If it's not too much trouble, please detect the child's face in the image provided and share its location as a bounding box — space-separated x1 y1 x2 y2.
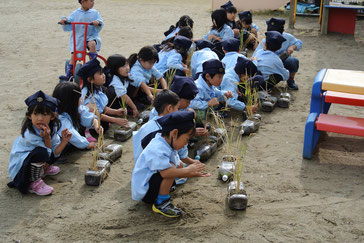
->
81 0 94 11
90 70 105 86
178 99 190 110
171 129 193 150
227 12 236 22
29 111 54 131
240 20 251 29
118 63 130 77
206 73 224 87
140 59 155 71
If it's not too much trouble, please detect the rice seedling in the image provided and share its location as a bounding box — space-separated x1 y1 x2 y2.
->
186 50 194 77
232 134 247 193
165 67 177 89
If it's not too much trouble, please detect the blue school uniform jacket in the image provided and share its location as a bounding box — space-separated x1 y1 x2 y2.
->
133 114 188 163
155 49 184 75
203 24 234 42
219 70 246 111
79 105 96 128
58 112 89 149
190 48 219 78
131 133 180 201
221 52 247 71
9 127 61 180
109 75 129 97
252 49 289 81
190 75 225 110
129 60 163 88
163 27 180 41
81 87 108 114
61 8 103 53
253 32 303 56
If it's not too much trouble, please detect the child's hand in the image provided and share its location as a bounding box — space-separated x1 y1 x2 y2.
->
59 18 67 25
92 119 103 134
115 118 129 127
92 20 100 26
195 127 208 136
87 142 97 149
224 91 234 98
286 46 295 55
39 124 51 138
208 97 219 107
147 94 154 104
116 108 127 117
61 128 72 142
132 108 139 118
186 162 211 177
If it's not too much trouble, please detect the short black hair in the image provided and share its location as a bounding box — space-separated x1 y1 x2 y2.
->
211 9 228 30
178 26 193 39
154 90 180 115
128 46 159 68
226 6 237 14
202 72 217 80
176 15 194 29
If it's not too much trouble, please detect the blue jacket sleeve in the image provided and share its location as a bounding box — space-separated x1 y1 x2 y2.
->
167 52 184 71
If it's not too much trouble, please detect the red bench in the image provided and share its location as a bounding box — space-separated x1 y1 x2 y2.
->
316 114 364 137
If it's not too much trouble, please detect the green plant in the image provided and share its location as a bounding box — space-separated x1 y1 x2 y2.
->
232 134 247 193
165 67 177 89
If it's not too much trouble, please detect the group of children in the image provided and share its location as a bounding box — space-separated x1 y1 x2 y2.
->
8 0 303 218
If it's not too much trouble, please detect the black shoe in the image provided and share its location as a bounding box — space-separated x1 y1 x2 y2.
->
287 79 299 90
152 199 182 217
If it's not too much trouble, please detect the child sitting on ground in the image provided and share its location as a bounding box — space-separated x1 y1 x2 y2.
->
163 15 194 42
190 40 219 79
77 59 128 131
52 82 103 150
105 54 139 118
221 38 247 71
252 31 289 91
237 11 259 50
190 59 233 125
155 36 192 77
128 46 167 108
8 91 72 196
59 0 103 81
220 1 240 37
133 90 180 162
131 111 210 217
219 56 263 112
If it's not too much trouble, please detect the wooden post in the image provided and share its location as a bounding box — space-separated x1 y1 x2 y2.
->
321 0 330 34
289 0 296 29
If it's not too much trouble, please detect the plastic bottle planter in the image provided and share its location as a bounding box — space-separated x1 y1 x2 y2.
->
218 155 236 182
137 110 150 125
114 121 138 142
85 160 111 186
227 181 248 210
195 137 218 162
98 144 123 163
240 114 261 135
278 92 291 108
258 91 278 112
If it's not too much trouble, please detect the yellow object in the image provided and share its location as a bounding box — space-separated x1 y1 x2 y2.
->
294 0 297 23
322 69 364 95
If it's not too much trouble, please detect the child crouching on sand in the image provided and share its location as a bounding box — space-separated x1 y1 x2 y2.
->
8 91 72 195
131 111 210 217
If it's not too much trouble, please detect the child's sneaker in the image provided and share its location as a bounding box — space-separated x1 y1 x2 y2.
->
28 178 54 196
85 129 97 142
43 165 60 177
152 199 182 218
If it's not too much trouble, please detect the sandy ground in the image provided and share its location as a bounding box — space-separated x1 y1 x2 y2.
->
1 0 364 242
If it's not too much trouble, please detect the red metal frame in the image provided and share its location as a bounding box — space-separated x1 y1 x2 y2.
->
69 22 107 87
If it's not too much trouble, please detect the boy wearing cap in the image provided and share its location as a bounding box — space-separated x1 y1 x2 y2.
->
252 31 289 90
221 38 247 71
59 0 103 81
131 111 210 217
155 35 193 77
219 56 263 112
237 11 259 50
190 40 219 79
190 59 233 124
254 18 302 90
